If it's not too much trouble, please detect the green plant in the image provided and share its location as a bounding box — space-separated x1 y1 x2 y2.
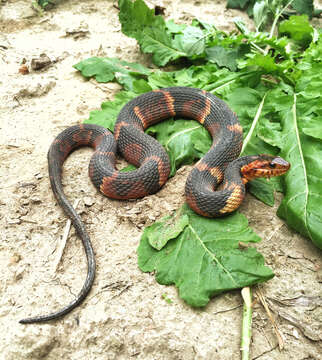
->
73 0 322 306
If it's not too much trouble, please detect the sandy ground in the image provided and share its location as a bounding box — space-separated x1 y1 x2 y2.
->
1 0 321 359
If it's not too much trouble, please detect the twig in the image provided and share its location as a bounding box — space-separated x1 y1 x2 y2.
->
256 288 285 350
52 199 80 273
213 304 242 315
269 0 295 40
20 217 38 224
241 287 253 360
265 222 284 242
252 344 279 360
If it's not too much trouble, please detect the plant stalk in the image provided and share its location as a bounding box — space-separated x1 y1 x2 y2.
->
240 287 253 360
265 0 295 55
270 0 295 38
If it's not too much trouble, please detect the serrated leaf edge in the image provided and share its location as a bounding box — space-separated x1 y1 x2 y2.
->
142 33 186 63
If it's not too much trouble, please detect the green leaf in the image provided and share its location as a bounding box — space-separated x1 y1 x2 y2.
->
145 213 189 250
240 53 282 73
173 26 206 56
206 46 241 71
147 71 177 89
140 28 186 66
146 119 212 176
226 88 282 205
118 0 186 66
253 0 269 30
279 15 314 48
302 119 322 140
73 57 151 91
118 0 160 39
276 92 322 249
291 0 314 19
247 178 275 206
226 0 253 11
166 20 187 34
138 204 274 307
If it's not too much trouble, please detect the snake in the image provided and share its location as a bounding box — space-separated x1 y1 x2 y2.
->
19 87 290 324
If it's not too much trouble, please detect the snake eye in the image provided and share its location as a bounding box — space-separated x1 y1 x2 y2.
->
269 163 276 168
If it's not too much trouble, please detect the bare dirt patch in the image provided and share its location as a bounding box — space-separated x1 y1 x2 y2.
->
1 0 321 359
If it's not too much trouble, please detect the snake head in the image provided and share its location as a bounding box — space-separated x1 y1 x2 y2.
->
241 155 290 183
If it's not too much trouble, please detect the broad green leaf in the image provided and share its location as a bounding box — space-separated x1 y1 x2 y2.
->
292 0 314 18
302 119 322 140
227 0 315 22
146 119 212 176
147 71 177 89
138 204 274 307
226 0 252 11
73 57 151 89
140 27 186 66
206 46 241 71
145 213 189 250
275 55 322 249
279 15 313 48
173 26 206 56
245 178 274 206
118 0 161 39
253 0 268 30
166 20 187 34
226 87 282 205
277 92 322 249
239 53 285 74
118 0 186 66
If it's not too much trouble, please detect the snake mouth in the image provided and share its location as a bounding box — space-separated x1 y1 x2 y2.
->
259 167 290 178
241 156 290 182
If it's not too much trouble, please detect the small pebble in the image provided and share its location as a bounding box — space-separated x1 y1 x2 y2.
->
31 53 52 71
30 196 42 204
83 196 95 207
10 254 21 265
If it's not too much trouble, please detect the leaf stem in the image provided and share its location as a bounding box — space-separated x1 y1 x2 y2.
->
264 0 295 55
240 287 252 360
241 91 268 154
268 0 295 41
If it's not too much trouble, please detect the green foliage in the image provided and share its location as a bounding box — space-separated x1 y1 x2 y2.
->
118 0 187 65
279 15 314 47
72 0 322 306
75 9 322 243
138 205 274 307
146 119 212 176
37 0 50 8
144 212 189 250
227 0 317 26
292 0 314 18
276 53 322 249
74 57 151 90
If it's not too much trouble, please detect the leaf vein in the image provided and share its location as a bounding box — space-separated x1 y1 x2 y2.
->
290 94 312 240
188 224 238 286
165 125 201 151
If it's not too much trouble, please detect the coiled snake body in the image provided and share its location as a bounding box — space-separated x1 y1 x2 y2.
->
20 87 289 324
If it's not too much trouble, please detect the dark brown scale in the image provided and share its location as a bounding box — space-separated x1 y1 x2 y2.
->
19 87 290 324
